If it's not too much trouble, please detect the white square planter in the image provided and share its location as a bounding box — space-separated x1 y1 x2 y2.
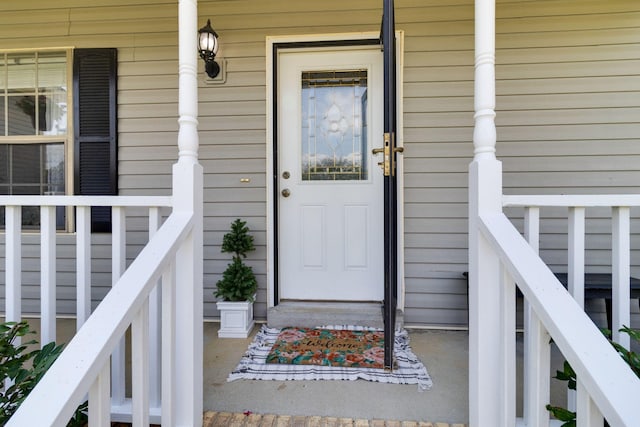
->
216 299 255 338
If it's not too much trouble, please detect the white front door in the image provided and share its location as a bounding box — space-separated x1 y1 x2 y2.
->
277 46 384 301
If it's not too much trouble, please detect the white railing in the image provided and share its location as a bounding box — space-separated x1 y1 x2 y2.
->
504 195 640 348
0 195 174 424
472 202 640 426
467 0 640 423
4 203 193 426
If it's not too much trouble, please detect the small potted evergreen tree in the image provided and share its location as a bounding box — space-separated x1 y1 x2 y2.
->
215 219 257 338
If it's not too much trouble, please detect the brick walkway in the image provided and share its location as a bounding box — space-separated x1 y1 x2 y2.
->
203 412 466 427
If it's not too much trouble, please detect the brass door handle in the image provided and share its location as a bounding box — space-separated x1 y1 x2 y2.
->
281 188 291 198
372 143 390 175
373 133 403 176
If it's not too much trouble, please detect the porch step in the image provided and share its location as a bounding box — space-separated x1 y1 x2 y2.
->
203 411 466 427
267 301 403 329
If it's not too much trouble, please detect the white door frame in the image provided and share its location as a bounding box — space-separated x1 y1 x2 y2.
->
265 32 405 310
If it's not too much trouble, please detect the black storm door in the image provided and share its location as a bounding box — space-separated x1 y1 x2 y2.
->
381 0 399 370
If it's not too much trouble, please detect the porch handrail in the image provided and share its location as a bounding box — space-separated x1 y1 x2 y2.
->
479 212 640 426
0 195 173 207
6 211 193 426
503 194 640 208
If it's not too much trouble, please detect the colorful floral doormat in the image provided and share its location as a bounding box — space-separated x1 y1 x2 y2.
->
266 327 390 369
227 325 432 391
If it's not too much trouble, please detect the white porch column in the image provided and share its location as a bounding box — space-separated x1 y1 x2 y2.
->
469 0 504 426
174 0 204 426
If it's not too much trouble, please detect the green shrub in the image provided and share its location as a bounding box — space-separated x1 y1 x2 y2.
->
0 321 87 426
546 326 640 427
215 219 257 302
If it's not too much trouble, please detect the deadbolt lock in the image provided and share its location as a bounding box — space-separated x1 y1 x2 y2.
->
282 171 290 179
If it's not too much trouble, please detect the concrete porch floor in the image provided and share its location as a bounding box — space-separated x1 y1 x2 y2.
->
20 318 568 425
203 322 567 425
204 323 470 425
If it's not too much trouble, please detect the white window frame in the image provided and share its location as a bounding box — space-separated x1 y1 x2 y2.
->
0 48 74 231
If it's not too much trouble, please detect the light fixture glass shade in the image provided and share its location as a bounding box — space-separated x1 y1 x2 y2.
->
199 31 218 55
198 19 219 57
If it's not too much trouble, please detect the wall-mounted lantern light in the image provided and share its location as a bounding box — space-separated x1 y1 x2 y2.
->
198 19 220 78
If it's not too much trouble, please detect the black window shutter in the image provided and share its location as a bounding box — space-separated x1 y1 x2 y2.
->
73 48 117 233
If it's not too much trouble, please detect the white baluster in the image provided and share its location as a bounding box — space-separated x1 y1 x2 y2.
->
111 206 127 406
524 206 540 253
500 266 516 427
148 207 162 412
5 206 22 329
161 262 176 427
568 207 585 307
132 302 150 427
576 380 603 427
76 206 92 330
567 206 585 413
40 205 57 345
522 206 550 426
89 364 111 427
524 311 551 426
611 206 630 348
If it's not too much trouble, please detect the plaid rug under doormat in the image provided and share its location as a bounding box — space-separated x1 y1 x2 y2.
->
227 325 433 391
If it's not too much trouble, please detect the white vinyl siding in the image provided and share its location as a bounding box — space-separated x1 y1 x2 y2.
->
499 2 640 328
0 0 638 327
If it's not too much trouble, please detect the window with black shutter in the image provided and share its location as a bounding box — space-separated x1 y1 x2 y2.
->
0 48 117 231
73 48 117 232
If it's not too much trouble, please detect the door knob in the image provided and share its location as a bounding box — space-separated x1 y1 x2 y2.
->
281 188 291 198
